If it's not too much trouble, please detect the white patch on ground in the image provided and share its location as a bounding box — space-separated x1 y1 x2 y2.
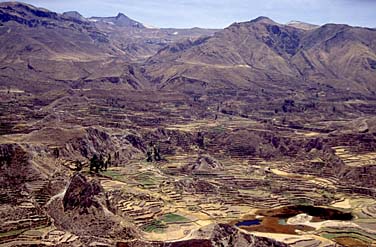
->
286 213 361 230
331 198 352 209
287 213 313 225
270 168 335 188
144 23 158 29
0 89 25 93
99 201 113 217
250 231 335 246
45 186 68 207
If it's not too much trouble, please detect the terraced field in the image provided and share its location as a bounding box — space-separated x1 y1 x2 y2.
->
1 88 376 246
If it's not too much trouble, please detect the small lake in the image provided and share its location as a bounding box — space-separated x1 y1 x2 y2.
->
235 219 261 227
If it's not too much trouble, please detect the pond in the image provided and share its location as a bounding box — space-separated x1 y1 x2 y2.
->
235 219 261 227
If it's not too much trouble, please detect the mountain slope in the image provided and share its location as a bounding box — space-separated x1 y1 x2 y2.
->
0 2 119 59
0 2 219 92
144 17 306 91
0 2 145 91
144 17 376 94
293 24 376 92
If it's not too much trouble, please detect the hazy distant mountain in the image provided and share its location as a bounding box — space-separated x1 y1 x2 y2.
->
287 21 319 30
89 13 145 28
87 14 218 61
144 17 303 91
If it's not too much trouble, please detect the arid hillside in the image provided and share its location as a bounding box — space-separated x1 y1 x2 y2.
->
1 2 375 96
145 17 376 94
0 2 217 92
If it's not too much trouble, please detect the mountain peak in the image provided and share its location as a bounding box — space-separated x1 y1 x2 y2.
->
89 13 145 28
63 11 82 16
228 16 278 29
62 11 86 22
251 16 277 24
116 13 127 19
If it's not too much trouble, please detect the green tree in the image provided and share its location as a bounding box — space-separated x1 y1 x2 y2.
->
75 160 83 171
153 144 161 161
104 153 111 171
90 154 100 173
146 143 153 162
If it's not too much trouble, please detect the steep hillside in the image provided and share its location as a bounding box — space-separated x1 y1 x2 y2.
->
0 2 219 92
0 2 124 60
0 2 146 92
293 24 376 92
144 17 376 94
93 22 218 62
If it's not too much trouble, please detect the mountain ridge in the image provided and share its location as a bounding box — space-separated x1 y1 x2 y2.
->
0 1 375 96
144 16 376 94
286 20 319 30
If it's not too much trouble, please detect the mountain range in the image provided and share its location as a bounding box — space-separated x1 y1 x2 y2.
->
145 16 376 94
0 1 375 96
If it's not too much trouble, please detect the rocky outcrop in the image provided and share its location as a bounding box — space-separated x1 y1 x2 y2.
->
182 154 223 174
47 173 139 240
191 223 288 247
339 165 376 188
64 127 113 159
0 143 42 188
0 144 52 240
37 126 144 165
62 173 103 213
